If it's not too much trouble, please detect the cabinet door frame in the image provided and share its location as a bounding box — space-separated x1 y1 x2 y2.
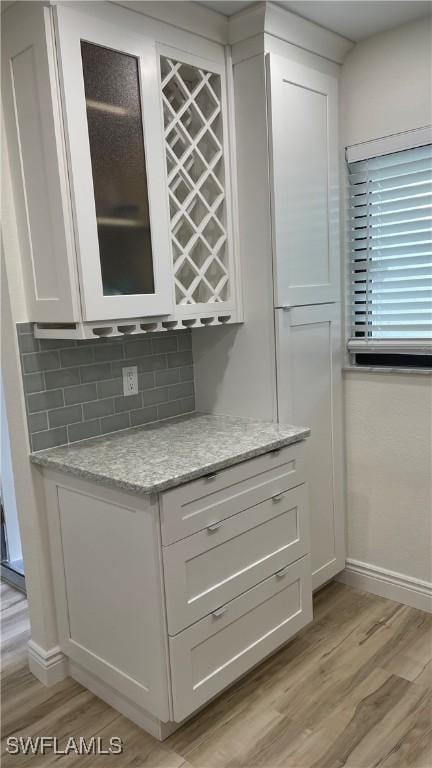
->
43 469 172 720
157 43 239 317
267 53 340 308
54 5 174 321
275 303 345 588
1 2 81 322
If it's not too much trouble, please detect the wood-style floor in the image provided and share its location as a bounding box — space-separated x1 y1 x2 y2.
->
1 580 431 767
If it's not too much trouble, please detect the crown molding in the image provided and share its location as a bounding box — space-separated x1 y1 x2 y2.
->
112 1 229 44
229 2 353 64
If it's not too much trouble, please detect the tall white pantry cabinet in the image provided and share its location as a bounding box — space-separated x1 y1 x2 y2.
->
193 6 348 590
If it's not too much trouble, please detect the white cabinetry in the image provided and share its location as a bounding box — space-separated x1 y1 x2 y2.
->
42 439 311 739
193 8 347 591
170 556 311 722
276 304 345 587
267 54 340 308
2 2 241 336
54 5 173 321
268 49 344 589
1 2 79 323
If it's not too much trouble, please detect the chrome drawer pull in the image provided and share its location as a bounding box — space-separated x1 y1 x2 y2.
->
272 493 284 503
212 606 227 618
206 521 222 533
276 566 290 578
205 471 219 481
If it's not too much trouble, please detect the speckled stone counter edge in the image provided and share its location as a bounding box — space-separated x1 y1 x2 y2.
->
30 428 309 495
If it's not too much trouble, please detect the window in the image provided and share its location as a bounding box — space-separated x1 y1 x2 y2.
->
347 141 432 363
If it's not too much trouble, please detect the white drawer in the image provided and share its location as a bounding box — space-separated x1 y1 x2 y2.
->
169 554 312 722
163 484 309 635
160 441 305 545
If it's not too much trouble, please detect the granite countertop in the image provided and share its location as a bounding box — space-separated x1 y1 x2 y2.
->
30 413 310 495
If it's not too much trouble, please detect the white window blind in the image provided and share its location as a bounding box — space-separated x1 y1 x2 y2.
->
348 144 432 347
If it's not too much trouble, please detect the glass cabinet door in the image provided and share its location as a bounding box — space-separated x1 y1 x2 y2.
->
54 6 173 320
81 41 155 298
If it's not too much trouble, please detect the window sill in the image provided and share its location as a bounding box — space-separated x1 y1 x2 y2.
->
347 340 432 355
343 365 432 376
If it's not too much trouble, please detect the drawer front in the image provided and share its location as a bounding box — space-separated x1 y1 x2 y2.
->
160 441 305 545
169 554 312 722
163 484 309 635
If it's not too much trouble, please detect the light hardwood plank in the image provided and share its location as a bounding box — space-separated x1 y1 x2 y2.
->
1 581 431 767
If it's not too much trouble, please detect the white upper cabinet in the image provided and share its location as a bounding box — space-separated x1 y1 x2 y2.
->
2 2 240 331
54 5 173 321
267 54 340 308
1 2 79 323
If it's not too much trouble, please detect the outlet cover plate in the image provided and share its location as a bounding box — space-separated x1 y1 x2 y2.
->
122 366 138 396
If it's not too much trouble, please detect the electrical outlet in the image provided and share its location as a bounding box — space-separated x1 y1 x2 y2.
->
122 366 138 396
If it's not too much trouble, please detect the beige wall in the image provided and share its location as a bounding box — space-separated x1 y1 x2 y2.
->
344 371 432 583
341 16 432 145
341 17 432 587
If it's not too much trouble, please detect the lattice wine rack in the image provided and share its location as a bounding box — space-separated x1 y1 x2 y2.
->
160 54 237 317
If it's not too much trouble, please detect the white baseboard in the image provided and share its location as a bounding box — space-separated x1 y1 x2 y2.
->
337 559 432 613
27 640 69 686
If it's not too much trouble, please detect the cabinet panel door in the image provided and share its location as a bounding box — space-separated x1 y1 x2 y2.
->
44 473 170 720
2 3 80 322
54 6 173 321
276 304 345 588
169 555 312 722
267 54 340 307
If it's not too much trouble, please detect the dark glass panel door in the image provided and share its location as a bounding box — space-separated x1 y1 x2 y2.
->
81 41 155 296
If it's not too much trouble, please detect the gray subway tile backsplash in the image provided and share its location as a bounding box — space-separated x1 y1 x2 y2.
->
28 412 49 433
17 333 40 353
48 404 83 428
18 324 195 450
155 368 180 387
64 382 98 405
100 412 130 434
169 381 195 400
167 350 193 368
143 387 169 406
27 389 64 414
96 378 124 399
138 372 156 390
44 367 81 390
60 346 94 368
177 333 192 351
22 371 45 394
180 365 194 382
114 393 142 413
151 335 177 354
83 398 115 420
80 362 112 383
68 419 101 443
93 344 125 363
32 427 68 452
124 338 152 358
157 397 194 421
22 350 60 373
130 405 158 427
